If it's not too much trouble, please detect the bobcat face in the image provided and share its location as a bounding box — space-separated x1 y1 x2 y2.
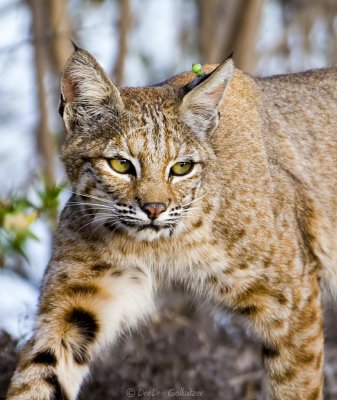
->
66 102 212 241
60 49 233 241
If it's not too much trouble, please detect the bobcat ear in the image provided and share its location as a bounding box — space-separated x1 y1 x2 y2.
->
180 58 234 138
61 48 124 111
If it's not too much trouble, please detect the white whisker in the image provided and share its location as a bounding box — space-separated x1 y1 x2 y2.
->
71 212 112 223
67 201 115 209
179 221 193 233
78 215 114 232
182 191 210 207
65 189 116 205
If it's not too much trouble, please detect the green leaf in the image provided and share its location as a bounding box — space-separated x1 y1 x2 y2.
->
0 179 66 268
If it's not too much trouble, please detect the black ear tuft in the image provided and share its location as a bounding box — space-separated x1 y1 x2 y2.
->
70 40 81 51
183 72 212 94
226 50 234 60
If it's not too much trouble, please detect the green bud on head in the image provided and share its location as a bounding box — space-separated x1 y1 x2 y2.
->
192 63 203 77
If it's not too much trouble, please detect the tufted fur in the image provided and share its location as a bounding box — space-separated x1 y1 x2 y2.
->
7 48 337 400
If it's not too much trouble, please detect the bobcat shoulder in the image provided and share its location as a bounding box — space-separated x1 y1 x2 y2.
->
7 48 337 400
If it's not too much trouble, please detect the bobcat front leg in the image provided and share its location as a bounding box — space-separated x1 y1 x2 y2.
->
7 259 155 400
256 275 324 400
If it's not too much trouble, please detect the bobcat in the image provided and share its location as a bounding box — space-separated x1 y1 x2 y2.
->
6 47 337 400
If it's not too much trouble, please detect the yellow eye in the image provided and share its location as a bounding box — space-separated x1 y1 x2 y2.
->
109 159 134 174
170 161 194 176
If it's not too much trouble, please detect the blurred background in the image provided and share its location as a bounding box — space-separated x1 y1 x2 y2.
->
1 0 337 399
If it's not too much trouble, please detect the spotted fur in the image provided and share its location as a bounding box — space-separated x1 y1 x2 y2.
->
7 48 337 400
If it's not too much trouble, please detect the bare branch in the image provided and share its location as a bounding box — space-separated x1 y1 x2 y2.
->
25 0 56 187
113 0 132 86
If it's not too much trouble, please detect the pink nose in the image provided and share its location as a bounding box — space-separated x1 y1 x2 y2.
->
142 202 167 219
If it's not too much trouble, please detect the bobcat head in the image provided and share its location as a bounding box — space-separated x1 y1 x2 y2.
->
60 48 234 241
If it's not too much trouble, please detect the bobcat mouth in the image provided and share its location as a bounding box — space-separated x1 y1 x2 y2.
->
103 218 176 233
136 222 175 232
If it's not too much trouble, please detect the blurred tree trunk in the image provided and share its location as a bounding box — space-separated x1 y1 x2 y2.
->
113 0 132 86
279 0 337 68
197 0 264 72
47 0 74 146
198 0 243 64
26 0 73 186
47 0 74 75
234 0 265 72
26 0 56 187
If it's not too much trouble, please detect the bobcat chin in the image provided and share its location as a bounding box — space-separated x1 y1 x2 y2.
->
7 47 337 400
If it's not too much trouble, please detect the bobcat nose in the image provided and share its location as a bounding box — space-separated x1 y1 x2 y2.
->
142 202 167 220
